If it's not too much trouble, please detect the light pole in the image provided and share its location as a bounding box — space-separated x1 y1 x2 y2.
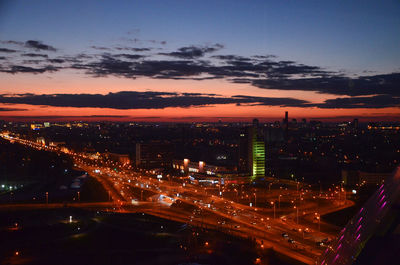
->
315 212 320 231
278 194 282 209
341 181 345 205
45 192 48 204
77 191 80 202
271 201 275 219
254 192 257 207
343 186 346 204
294 205 299 224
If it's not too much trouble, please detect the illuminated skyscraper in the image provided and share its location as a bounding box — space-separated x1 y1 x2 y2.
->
252 135 265 178
238 119 265 178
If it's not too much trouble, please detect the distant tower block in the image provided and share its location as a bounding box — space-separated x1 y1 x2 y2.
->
252 118 259 127
284 111 289 139
252 137 265 178
353 118 359 129
238 118 265 178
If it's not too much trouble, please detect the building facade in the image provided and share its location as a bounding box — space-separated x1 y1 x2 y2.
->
238 119 265 178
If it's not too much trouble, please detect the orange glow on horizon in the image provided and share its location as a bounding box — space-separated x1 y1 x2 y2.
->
1 102 399 122
0 73 398 122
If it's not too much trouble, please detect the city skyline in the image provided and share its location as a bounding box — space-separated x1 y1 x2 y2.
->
0 0 399 122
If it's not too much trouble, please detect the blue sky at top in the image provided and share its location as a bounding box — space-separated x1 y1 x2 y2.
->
0 0 399 74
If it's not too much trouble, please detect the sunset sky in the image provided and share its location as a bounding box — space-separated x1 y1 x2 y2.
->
0 0 399 122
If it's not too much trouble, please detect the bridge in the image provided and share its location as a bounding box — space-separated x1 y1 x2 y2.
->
318 165 400 265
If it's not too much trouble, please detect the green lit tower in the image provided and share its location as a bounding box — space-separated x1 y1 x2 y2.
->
252 136 265 178
239 119 265 179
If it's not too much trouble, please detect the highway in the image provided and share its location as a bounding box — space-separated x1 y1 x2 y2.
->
0 133 355 265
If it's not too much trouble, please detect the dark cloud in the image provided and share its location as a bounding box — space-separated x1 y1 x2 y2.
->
231 95 309 107
71 55 136 78
22 53 48 58
248 73 400 96
0 107 27 111
159 44 224 59
1 39 399 105
0 40 24 46
211 55 251 61
57 54 93 64
315 95 400 109
133 60 210 79
0 48 17 53
63 50 400 103
0 65 59 74
47 58 65 64
252 55 278 59
114 53 145 60
90 46 111 51
25 40 56 51
115 47 152 52
0 91 310 110
148 39 167 45
22 60 44 65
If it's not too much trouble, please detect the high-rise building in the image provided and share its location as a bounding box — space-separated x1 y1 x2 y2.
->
252 135 265 178
238 119 265 178
284 111 288 125
283 111 289 139
353 118 359 129
238 127 251 173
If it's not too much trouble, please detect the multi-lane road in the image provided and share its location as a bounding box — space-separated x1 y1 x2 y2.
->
0 133 355 265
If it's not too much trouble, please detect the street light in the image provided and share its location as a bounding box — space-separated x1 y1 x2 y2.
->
294 205 299 224
271 201 275 219
315 212 320 231
278 194 282 209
